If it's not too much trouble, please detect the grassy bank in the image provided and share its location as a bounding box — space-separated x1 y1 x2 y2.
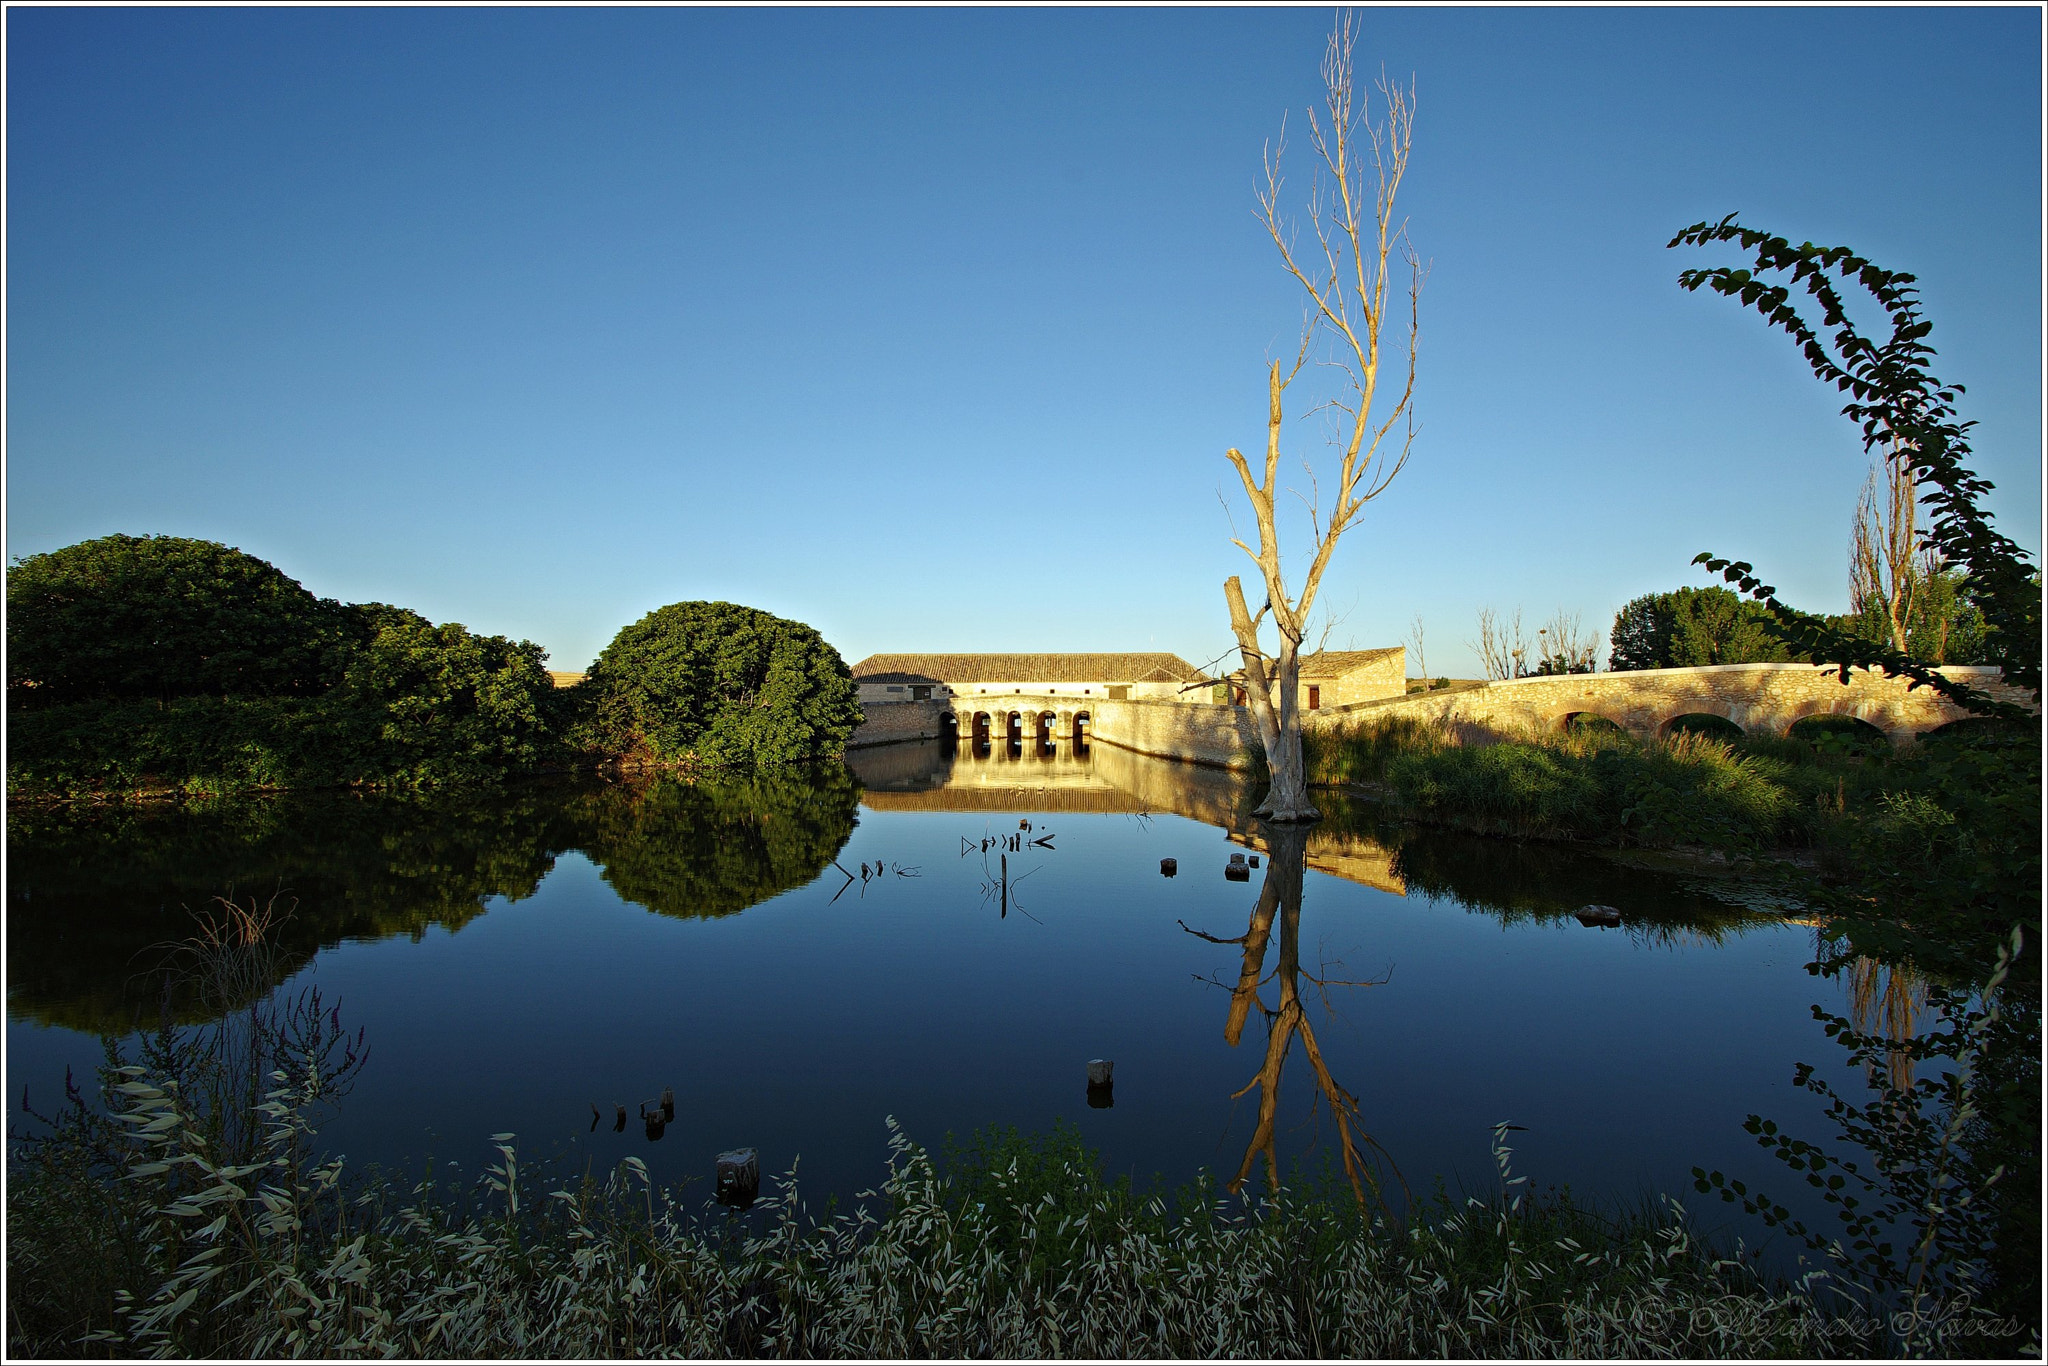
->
1296 712 1957 856
7 1057 1957 1360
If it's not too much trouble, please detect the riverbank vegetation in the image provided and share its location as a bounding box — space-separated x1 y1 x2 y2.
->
1299 709 2025 859
11 1007 2012 1359
6 535 860 800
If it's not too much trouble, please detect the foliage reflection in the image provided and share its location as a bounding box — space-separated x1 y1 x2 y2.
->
7 768 859 1033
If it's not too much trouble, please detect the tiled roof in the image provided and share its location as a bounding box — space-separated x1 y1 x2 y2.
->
1299 648 1402 677
1224 648 1402 683
851 653 1211 685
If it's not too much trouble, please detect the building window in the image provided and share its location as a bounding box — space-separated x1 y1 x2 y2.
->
912 686 932 701
1308 685 1321 710
886 685 905 693
1233 686 1247 707
1108 685 1129 701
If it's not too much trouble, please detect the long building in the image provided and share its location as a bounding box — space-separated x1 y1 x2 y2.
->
849 652 1212 706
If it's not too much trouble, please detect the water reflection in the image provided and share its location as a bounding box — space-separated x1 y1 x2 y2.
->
1181 821 1402 1211
849 740 1783 941
7 768 858 1033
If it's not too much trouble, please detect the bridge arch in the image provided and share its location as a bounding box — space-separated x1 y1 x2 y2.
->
1777 697 1890 737
1557 710 1628 737
1660 711 1745 741
1788 712 1892 750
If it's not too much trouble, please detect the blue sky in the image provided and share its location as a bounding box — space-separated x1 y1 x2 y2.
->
7 6 2040 677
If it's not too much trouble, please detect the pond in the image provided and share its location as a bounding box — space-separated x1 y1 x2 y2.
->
8 738 1858 1231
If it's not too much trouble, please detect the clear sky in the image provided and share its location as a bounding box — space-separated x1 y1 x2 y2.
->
7 6 2040 677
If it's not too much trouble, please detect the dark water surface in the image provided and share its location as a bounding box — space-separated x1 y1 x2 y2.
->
9 740 1852 1225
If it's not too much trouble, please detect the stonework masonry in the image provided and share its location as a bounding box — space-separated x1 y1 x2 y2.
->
1320 663 2026 747
845 700 946 749
843 664 2030 755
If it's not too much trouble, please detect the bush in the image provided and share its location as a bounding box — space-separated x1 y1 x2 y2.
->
6 534 349 704
576 602 861 768
5 537 570 796
332 616 564 785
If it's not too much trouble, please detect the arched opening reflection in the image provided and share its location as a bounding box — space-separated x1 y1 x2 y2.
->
1560 712 1626 737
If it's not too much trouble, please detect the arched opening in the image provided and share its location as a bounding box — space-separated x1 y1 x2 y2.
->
1072 710 1091 753
939 712 959 752
1559 711 1626 737
1789 713 1891 754
1662 713 1744 742
972 711 992 753
1005 710 1023 754
1036 710 1056 753
1921 716 2025 745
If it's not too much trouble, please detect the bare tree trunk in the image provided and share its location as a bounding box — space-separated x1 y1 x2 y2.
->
1226 575 1317 821
1850 443 1923 653
1216 14 1419 825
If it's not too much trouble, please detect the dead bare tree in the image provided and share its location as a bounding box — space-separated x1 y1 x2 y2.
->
1223 12 1420 823
1849 447 1929 653
1406 612 1429 689
1535 607 1600 675
1468 606 1527 681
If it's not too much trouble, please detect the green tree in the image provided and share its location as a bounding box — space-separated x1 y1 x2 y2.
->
1608 587 1792 670
577 601 861 767
335 617 562 784
6 534 348 705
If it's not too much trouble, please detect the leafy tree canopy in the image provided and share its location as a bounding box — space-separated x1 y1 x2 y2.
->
6 534 347 704
335 617 563 785
579 601 862 767
1608 587 1792 671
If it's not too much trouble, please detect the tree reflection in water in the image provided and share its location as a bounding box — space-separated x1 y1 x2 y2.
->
7 767 860 1034
1181 821 1404 1212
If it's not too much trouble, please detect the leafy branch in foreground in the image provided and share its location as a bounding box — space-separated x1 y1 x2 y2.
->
1668 216 2040 718
1693 927 2028 1356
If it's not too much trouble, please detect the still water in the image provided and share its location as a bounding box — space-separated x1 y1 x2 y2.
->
8 739 1851 1224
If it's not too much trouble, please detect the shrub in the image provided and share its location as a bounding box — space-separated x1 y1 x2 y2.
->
576 602 861 768
6 535 350 705
333 616 564 784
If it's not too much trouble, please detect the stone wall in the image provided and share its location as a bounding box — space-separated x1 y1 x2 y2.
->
1087 697 1262 770
1308 663 2028 746
847 700 946 750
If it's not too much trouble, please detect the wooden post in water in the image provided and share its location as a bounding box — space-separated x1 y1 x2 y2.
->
1087 1059 1114 1108
717 1148 760 1207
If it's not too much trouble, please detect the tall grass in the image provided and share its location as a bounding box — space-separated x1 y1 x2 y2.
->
12 1060 1925 1359
12 892 2034 1358
1301 714 1883 852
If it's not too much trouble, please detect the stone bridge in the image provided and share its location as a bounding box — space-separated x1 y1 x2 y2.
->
1332 663 2025 747
847 664 2029 763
